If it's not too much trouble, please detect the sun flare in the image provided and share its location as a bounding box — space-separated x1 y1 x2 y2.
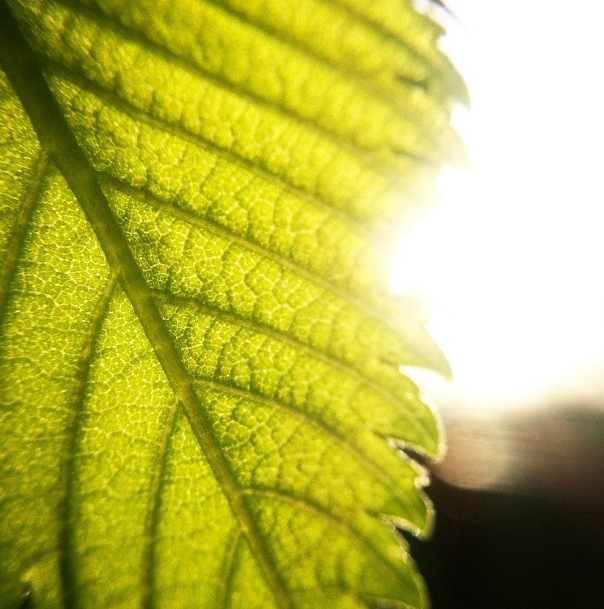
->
390 1 604 414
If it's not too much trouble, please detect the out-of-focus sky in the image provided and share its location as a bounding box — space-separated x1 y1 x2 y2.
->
393 1 604 414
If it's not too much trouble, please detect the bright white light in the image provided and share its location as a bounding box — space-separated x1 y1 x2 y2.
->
391 1 604 413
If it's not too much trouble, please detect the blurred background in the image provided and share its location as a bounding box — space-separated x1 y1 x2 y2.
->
394 1 604 607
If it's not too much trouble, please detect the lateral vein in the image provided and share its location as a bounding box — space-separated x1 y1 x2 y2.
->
192 377 427 521
141 398 180 609
0 150 50 333
155 291 434 445
58 275 117 609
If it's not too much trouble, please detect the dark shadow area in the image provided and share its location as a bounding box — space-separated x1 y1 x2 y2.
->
408 406 604 609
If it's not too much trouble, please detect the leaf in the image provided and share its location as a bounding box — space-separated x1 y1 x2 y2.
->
0 1 463 608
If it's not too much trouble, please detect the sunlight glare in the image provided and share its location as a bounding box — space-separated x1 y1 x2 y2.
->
390 1 604 414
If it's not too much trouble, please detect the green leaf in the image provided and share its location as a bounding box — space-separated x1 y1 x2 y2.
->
0 1 462 608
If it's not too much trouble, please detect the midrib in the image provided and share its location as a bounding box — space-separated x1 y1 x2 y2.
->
0 5 292 608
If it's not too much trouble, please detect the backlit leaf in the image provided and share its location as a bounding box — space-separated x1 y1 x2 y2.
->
0 1 463 607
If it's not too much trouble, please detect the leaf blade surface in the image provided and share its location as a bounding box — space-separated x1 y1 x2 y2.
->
0 1 462 607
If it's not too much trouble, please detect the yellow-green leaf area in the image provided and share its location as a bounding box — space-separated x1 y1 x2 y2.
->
0 0 462 607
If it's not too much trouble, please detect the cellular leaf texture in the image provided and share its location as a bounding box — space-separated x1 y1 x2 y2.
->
0 1 464 608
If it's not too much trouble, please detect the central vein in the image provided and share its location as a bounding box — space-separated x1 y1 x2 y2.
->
0 4 291 608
